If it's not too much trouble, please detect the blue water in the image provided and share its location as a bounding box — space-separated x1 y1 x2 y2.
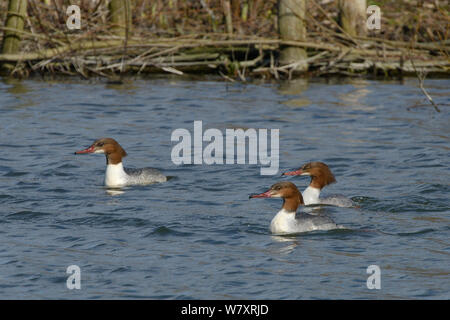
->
0 77 448 299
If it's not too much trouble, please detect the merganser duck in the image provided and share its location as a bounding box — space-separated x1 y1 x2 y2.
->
75 138 167 188
282 161 353 207
249 181 341 235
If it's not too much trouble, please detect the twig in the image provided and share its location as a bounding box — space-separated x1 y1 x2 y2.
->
161 66 183 75
219 70 235 82
411 59 441 113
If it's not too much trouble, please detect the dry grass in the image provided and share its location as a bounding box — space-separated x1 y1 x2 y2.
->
0 0 448 79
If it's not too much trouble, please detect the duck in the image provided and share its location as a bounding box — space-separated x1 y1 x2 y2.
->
75 138 167 188
282 161 353 207
250 181 341 235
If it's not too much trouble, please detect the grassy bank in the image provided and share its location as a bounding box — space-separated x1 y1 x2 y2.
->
0 0 448 80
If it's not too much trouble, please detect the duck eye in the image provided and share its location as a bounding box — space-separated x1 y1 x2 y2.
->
97 142 104 147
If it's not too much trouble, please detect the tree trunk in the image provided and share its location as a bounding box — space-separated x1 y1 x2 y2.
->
109 0 132 38
338 0 367 37
1 0 28 73
223 0 233 35
278 0 307 71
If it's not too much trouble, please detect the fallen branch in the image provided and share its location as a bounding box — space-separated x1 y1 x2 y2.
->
0 38 429 62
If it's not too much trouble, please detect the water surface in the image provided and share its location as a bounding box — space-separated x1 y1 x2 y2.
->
0 76 448 299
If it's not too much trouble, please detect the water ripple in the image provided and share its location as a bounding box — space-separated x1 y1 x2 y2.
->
0 78 449 299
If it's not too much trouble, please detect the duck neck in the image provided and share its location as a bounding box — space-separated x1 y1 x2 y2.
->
309 175 325 189
281 193 303 212
106 152 124 165
105 162 128 187
303 186 321 205
308 168 335 189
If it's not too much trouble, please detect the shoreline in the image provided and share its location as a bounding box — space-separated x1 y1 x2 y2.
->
0 0 448 79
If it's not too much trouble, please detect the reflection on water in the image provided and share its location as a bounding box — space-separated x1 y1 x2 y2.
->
279 78 311 108
2 78 34 109
271 236 299 255
106 189 125 196
339 80 374 111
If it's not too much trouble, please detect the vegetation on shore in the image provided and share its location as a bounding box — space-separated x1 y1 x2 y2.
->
0 0 448 80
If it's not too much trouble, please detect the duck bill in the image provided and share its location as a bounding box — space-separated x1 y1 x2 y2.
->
282 169 302 176
74 145 95 154
249 190 272 199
